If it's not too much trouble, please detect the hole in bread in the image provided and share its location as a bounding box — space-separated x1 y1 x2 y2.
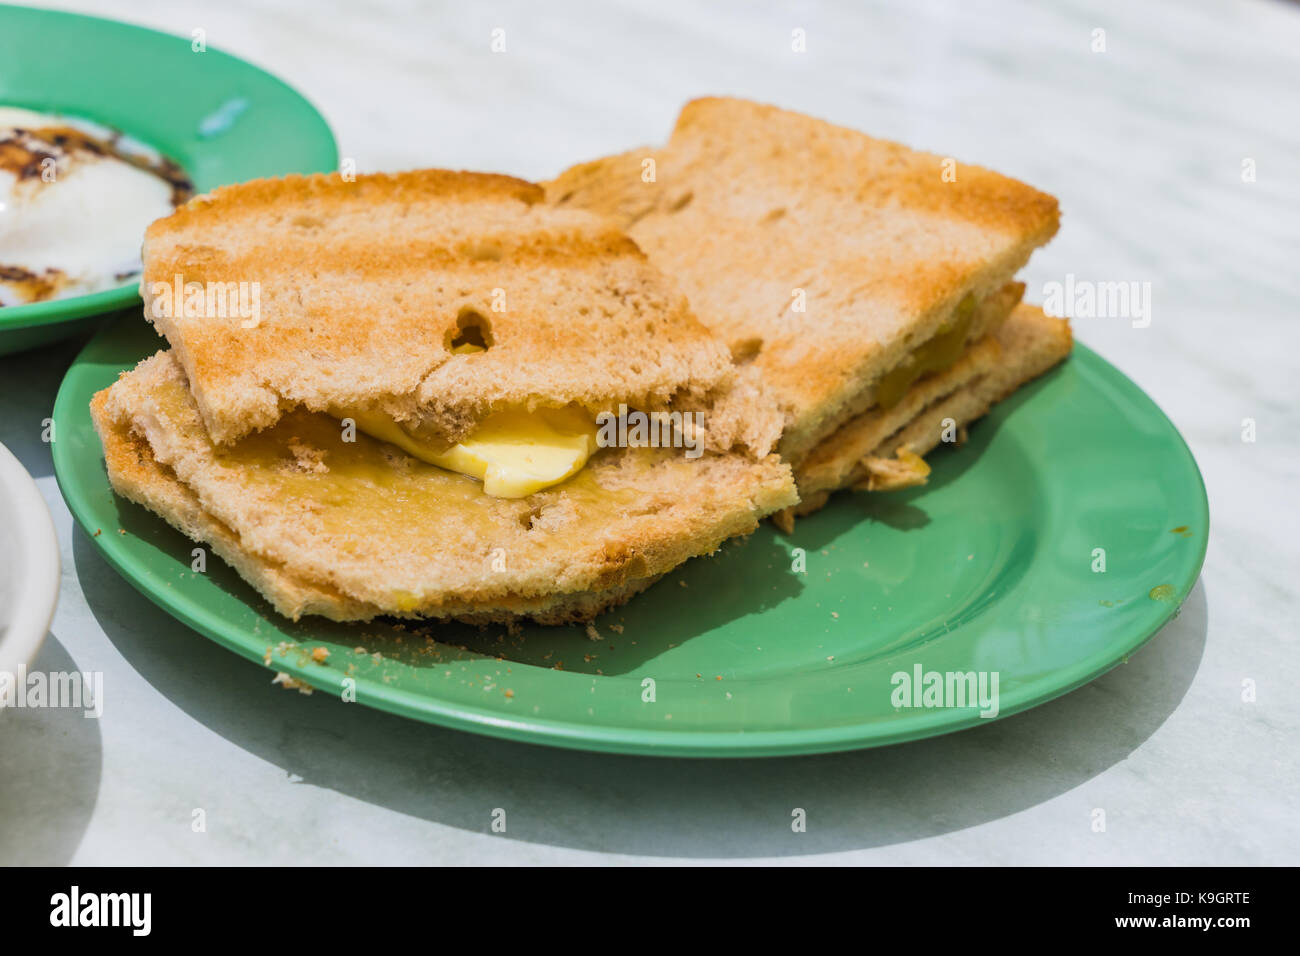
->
669 190 694 212
761 207 786 224
448 308 493 351
293 214 324 230
730 336 764 365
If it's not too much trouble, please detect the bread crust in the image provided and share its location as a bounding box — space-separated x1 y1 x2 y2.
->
772 305 1072 528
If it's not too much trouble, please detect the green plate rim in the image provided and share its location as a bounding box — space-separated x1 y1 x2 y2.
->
51 316 1209 757
0 2 338 334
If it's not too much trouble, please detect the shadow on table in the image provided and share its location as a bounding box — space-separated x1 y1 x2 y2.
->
0 634 104 865
76 529 1208 860
0 334 87 481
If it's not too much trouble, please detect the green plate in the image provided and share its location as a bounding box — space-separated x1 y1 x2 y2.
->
53 313 1208 757
0 4 337 355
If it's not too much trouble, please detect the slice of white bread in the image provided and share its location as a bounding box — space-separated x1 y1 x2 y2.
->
545 97 1060 465
91 352 797 624
94 403 661 623
773 305 1072 529
142 169 760 450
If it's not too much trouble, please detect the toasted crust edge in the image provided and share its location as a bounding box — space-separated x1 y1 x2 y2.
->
772 305 1072 530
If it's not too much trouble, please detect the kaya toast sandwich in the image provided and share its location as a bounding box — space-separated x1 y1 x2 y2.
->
90 169 796 624
545 97 1072 528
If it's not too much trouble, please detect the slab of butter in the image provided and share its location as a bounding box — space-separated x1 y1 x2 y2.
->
333 343 599 500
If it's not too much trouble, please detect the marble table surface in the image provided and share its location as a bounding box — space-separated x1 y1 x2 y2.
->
2 0 1297 865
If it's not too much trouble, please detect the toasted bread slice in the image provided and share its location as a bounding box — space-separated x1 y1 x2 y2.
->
546 97 1060 465
91 352 797 623
143 169 755 449
94 401 662 623
772 305 1071 529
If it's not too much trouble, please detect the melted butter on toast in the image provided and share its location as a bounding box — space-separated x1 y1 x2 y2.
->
328 345 600 498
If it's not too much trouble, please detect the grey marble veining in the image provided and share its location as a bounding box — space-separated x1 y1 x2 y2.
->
1 0 1296 865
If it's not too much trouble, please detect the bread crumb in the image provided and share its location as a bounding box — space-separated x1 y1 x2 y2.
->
311 646 330 663
379 446 412 471
287 439 328 473
584 623 600 641
272 672 313 694
265 641 296 665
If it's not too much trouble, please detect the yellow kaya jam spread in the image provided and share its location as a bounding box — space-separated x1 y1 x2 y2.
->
329 344 600 499
875 293 978 409
894 448 930 477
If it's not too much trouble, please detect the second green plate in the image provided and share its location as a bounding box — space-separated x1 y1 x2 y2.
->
0 4 337 354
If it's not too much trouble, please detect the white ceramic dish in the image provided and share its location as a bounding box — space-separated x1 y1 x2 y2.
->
0 441 59 688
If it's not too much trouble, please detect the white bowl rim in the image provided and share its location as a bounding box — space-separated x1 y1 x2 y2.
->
0 440 59 681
